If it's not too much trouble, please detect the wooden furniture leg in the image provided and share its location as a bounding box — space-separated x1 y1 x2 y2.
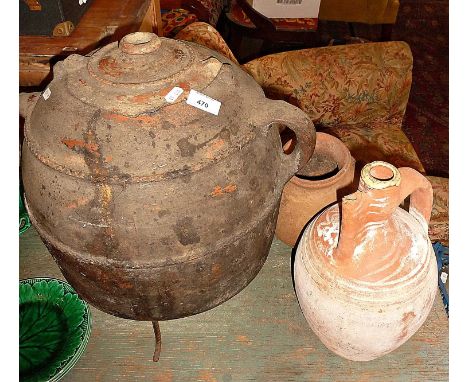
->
152 0 164 36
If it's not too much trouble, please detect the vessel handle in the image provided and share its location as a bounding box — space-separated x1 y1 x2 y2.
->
335 163 433 263
398 167 433 231
19 92 41 120
256 99 316 185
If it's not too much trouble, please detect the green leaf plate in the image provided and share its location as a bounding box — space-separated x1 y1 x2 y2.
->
19 278 92 382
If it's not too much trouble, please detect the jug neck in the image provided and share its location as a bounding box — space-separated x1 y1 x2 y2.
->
334 162 402 265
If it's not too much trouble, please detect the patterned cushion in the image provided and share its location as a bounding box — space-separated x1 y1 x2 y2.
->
175 22 425 170
228 1 318 31
195 0 224 26
175 22 239 64
427 176 449 245
162 9 198 37
243 41 413 129
242 41 425 174
320 121 425 174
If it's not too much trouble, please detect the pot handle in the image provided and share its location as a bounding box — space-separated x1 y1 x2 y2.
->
254 99 316 183
19 92 41 120
397 167 433 231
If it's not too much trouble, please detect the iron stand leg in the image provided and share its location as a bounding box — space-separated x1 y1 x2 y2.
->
152 321 162 362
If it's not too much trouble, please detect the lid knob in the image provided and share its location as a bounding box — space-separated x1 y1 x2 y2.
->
119 32 161 55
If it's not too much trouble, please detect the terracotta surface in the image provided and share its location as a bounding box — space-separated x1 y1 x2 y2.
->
294 161 438 361
276 132 355 247
20 32 315 358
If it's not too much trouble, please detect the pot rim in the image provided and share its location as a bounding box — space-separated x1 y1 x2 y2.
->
290 132 354 189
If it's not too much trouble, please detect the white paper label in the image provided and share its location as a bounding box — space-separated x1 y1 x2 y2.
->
186 90 221 116
42 88 51 100
252 0 320 18
165 87 184 103
441 272 448 284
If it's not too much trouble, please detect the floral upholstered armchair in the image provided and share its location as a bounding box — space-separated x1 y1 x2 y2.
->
161 0 224 26
160 0 224 37
175 22 448 245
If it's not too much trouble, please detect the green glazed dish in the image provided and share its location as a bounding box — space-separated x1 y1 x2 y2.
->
19 278 92 382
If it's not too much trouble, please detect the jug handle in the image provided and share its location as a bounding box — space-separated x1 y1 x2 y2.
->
397 167 433 231
19 92 41 120
255 99 316 185
336 162 433 263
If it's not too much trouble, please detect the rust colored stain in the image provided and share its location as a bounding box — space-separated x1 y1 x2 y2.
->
78 78 86 85
211 184 237 197
65 196 92 209
104 113 129 123
98 57 123 77
104 155 113 163
103 112 157 125
158 82 191 98
130 93 156 104
402 311 416 324
118 281 133 289
62 138 100 155
398 311 416 341
204 138 225 159
236 335 252 346
177 82 191 91
157 87 173 97
223 184 237 193
211 186 224 197
28 93 38 102
211 263 222 279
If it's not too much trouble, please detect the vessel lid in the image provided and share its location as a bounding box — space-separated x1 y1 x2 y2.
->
24 33 264 183
65 32 225 117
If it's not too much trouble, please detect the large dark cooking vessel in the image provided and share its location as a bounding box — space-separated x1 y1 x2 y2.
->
20 32 316 360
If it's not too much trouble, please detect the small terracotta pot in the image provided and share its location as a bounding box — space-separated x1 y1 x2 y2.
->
276 132 355 247
294 161 438 361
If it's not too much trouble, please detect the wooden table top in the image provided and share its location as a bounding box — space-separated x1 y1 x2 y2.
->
20 0 151 56
19 0 152 87
19 227 449 381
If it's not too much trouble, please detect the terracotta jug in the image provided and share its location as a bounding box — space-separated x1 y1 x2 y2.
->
276 132 355 247
20 32 316 360
294 161 438 361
